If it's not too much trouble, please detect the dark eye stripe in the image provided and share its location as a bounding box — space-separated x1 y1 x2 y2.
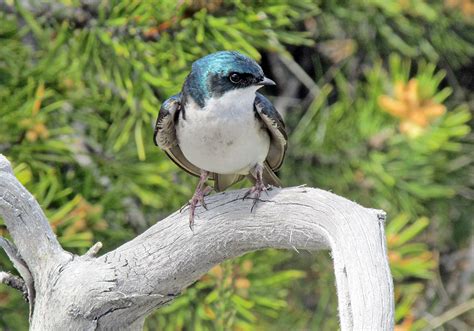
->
229 73 241 83
229 73 257 86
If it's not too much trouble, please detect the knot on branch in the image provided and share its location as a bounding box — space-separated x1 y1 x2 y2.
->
0 271 28 300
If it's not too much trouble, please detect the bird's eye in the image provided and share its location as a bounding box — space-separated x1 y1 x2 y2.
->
229 73 241 84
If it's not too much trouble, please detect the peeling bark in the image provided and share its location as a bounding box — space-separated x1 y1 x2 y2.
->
0 154 394 330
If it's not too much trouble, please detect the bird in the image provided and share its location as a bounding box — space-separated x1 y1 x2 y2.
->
153 51 287 229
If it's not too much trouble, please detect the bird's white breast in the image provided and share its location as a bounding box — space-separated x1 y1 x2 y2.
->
176 87 270 175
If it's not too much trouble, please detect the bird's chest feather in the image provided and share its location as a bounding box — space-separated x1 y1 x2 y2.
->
176 90 270 174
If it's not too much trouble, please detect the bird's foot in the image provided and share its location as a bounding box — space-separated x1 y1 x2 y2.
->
243 181 268 212
188 185 212 230
243 163 269 212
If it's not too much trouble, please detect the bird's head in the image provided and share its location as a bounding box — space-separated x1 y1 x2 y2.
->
183 51 275 107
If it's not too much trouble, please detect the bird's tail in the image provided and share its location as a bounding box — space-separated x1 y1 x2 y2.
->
214 162 282 192
247 161 282 188
214 173 245 192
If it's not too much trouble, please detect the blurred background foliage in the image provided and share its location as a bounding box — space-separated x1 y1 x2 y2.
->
0 0 473 330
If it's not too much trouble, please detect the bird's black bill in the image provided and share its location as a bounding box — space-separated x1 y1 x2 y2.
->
258 77 276 86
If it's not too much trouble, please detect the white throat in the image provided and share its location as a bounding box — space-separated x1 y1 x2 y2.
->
204 86 260 115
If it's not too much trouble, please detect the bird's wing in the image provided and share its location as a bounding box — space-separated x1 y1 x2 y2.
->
153 94 203 179
153 94 180 150
254 93 288 174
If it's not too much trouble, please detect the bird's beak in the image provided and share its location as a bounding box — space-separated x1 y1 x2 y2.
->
258 77 276 86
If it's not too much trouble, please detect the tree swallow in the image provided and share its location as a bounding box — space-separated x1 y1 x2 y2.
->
154 51 287 229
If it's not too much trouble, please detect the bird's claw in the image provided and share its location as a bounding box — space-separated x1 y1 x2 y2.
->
200 186 213 211
188 185 213 230
243 182 268 212
188 209 196 231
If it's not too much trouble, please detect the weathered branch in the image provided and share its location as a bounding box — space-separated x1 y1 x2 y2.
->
0 153 394 330
0 156 71 276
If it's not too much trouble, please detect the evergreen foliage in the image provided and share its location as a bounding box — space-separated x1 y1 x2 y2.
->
0 0 472 329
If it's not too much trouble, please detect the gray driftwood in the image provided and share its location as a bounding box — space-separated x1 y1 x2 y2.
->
0 154 394 330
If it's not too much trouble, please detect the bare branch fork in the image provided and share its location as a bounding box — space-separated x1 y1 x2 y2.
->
0 154 394 330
